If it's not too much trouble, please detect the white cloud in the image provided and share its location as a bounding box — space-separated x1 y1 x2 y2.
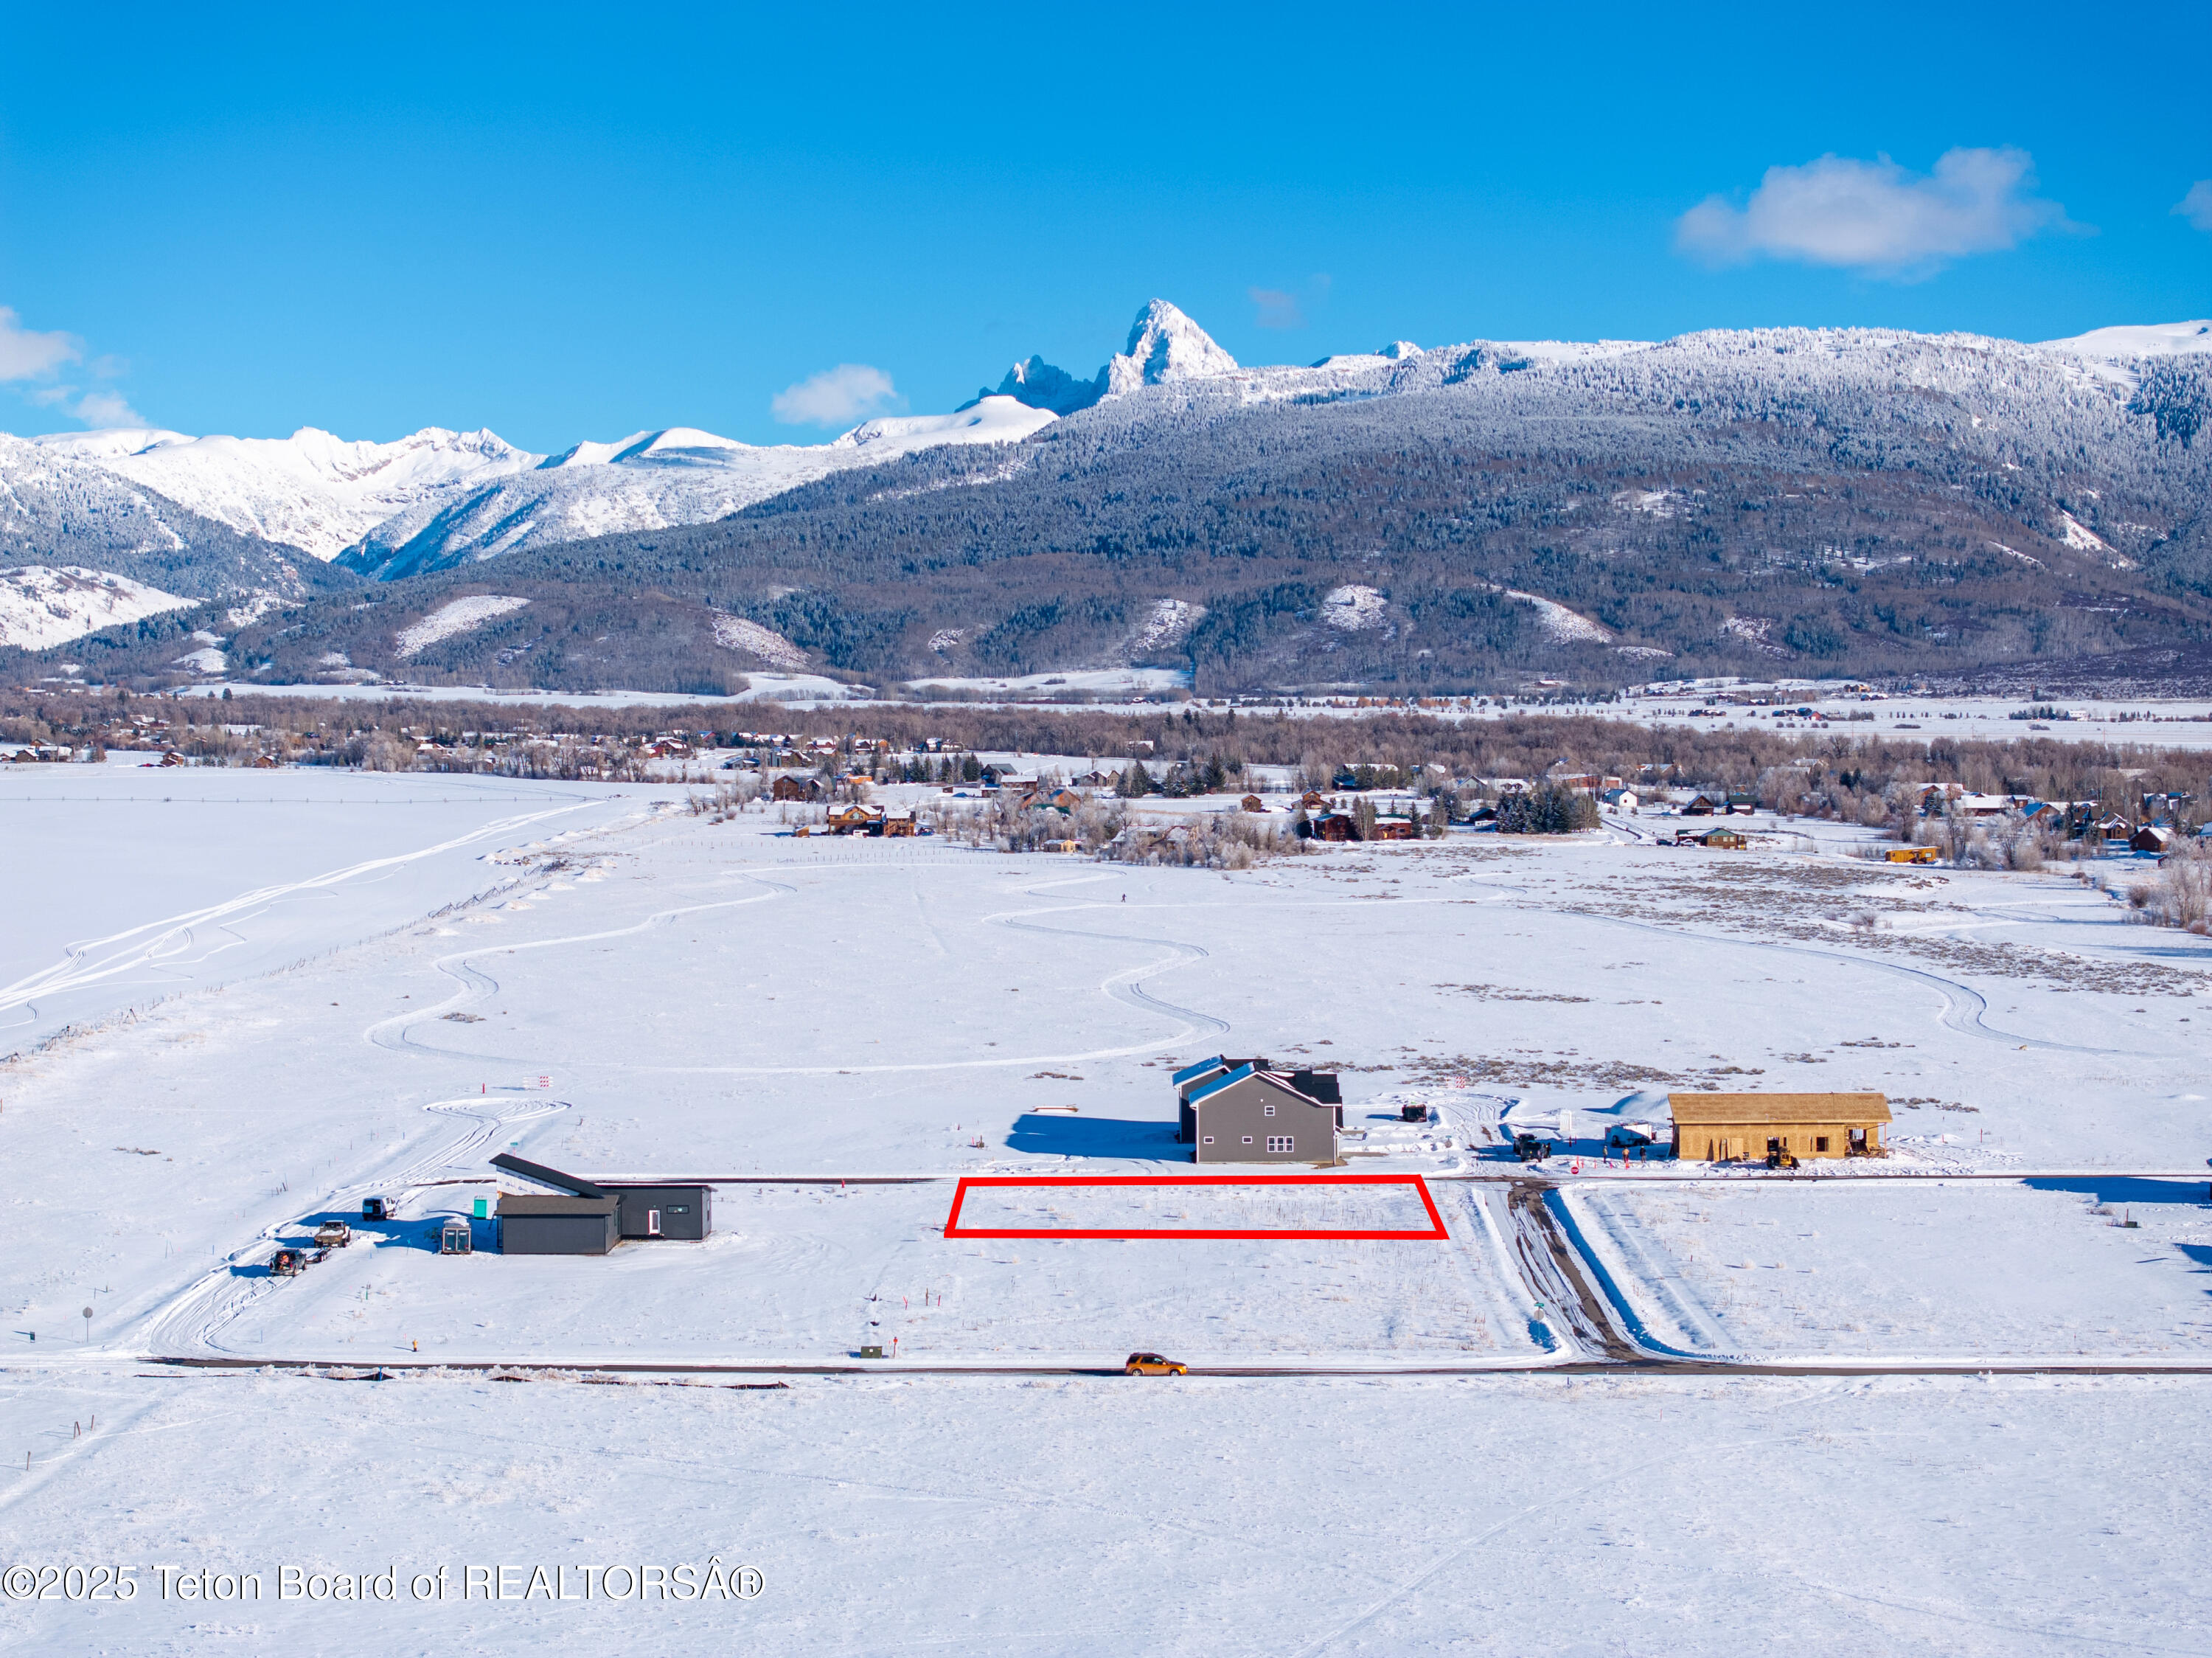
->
72 389 145 427
1675 147 2071 277
1 304 145 426
2176 180 2212 232
0 305 82 380
1250 287 1305 330
771 363 902 426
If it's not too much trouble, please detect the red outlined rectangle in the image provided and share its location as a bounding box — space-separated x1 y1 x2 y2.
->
941 1174 1450 1241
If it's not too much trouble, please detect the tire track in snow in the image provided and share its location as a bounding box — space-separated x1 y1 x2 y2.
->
1580 911 2136 1054
132 1095 570 1359
638 886 1231 1076
364 873 796 1059
0 802 599 1033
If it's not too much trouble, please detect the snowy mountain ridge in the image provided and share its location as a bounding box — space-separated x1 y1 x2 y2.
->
29 424 539 562
6 301 2208 676
336 396 1057 581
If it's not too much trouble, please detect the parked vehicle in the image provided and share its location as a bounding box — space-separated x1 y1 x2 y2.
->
362 1196 392 1221
313 1221 352 1249
1512 1134 1554 1163
269 1249 307 1277
1124 1352 1189 1376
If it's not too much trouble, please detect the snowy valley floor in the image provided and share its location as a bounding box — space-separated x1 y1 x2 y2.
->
1 780 2209 1654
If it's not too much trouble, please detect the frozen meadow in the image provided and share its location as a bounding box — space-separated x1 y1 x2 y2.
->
0 774 2208 1654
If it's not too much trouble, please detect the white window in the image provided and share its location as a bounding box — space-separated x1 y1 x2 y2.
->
1267 1136 1295 1153
1263 1103 1276 1117
1242 1135 1254 1145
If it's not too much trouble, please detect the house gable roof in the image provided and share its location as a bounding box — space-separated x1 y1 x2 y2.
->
1172 1055 1229 1087
1668 1092 1891 1127
1187 1065 1322 1110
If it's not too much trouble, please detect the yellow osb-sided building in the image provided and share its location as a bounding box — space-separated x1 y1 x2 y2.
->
1669 1093 1891 1162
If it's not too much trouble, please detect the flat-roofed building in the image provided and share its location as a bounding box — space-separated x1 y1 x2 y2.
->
496 1193 620 1254
1669 1092 1891 1162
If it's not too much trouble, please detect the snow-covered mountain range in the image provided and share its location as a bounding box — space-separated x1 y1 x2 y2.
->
3 301 2208 670
29 425 537 563
338 397 1055 580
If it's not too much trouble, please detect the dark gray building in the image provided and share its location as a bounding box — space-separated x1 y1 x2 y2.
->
1186 1064 1340 1164
487 1153 712 1246
496 1193 619 1255
1174 1055 1342 1143
608 1185 712 1241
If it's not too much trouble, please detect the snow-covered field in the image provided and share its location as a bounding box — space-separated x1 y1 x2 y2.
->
0 760 658 1053
1568 1178 2212 1361
2 790 2209 1652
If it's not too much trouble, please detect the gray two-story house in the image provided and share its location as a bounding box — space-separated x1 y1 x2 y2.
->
1185 1064 1339 1164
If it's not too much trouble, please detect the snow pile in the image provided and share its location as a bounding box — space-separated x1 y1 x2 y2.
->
169 645 227 673
394 594 531 658
2058 510 2130 566
1130 597 1206 656
1615 488 1681 516
1322 584 1389 631
1506 589 1612 644
35 426 540 561
0 564 193 649
709 612 809 668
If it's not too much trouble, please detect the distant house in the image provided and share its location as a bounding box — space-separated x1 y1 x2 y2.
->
1368 814 1419 841
2129 825 2172 854
1725 791 1758 814
1885 846 1939 864
772 774 824 802
2096 813 2133 843
1310 813 1360 842
1599 788 1639 811
826 803 886 835
1185 1064 1340 1164
1298 789 1329 811
1018 787 1084 814
1689 827 1747 850
881 808 918 836
1669 1092 1891 1162
1682 793 1724 816
1239 794 1267 813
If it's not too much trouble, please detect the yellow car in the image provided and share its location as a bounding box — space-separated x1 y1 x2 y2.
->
1124 1352 1189 1376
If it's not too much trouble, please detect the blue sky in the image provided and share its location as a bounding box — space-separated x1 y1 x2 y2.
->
1 3 2205 451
